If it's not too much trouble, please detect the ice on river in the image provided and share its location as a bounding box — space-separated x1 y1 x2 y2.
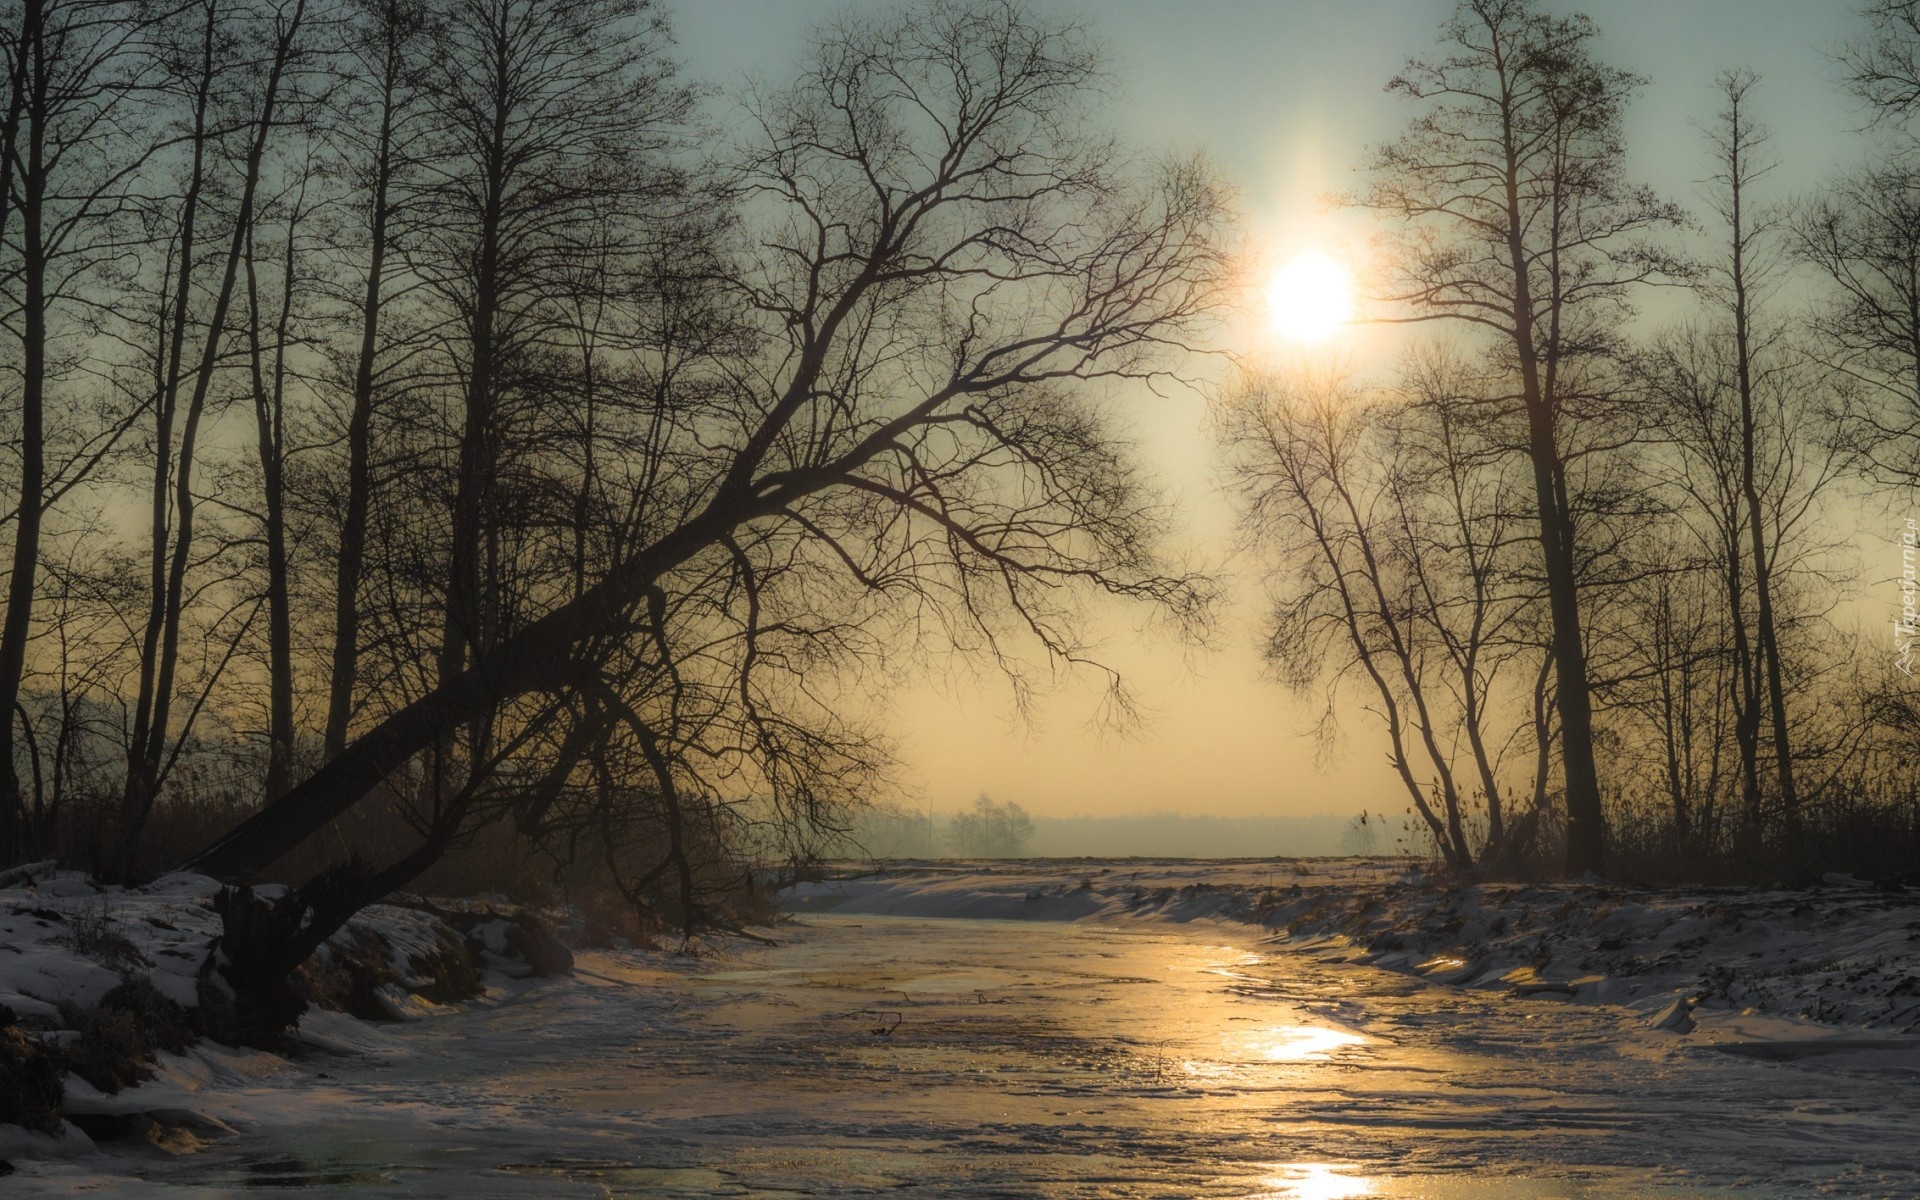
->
9 900 1919 1198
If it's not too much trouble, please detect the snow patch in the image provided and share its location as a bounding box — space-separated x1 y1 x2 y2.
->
782 858 1920 1039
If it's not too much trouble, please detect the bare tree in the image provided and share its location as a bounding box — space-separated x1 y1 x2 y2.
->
1224 372 1470 868
1221 362 1547 872
1841 1 1920 128
406 0 691 747
120 0 307 868
240 137 322 802
1383 350 1552 865
1704 71 1800 829
182 0 1229 1032
949 793 1033 857
319 0 428 756
1799 165 1920 494
1354 0 1692 875
0 0 162 860
1637 320 1853 844
1640 330 1765 832
1610 554 1733 849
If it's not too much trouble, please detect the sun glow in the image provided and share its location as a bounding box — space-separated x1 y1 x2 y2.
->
1265 249 1355 344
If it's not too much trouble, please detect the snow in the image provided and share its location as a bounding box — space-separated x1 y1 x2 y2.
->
372 982 442 1021
787 858 1920 1037
0 866 565 1167
3 951 120 1014
0 871 228 1028
0 1122 92 1164
0 870 515 1031
1 857 1916 1197
8 909 1915 1196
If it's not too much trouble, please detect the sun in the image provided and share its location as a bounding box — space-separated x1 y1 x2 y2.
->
1265 249 1355 344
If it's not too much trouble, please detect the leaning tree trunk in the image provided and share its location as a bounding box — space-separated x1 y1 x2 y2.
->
206 850 442 1044
185 498 741 880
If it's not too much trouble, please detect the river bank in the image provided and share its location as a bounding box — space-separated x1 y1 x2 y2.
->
786 857 1920 1035
2 856 1917 1196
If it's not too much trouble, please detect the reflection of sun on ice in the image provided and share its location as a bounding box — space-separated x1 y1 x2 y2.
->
1254 1023 1367 1061
1266 249 1355 344
1255 1162 1378 1200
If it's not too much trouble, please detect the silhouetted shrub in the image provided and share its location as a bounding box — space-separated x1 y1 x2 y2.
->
63 978 193 1094
0 1019 64 1134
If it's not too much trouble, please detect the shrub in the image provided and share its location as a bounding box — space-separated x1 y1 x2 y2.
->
0 1018 64 1134
63 978 193 1094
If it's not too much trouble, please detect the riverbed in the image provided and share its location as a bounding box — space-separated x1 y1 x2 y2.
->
12 912 1919 1197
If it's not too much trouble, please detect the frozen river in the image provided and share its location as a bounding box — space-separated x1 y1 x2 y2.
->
16 912 1920 1198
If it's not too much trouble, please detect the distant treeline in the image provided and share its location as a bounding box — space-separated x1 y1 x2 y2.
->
833 805 1388 861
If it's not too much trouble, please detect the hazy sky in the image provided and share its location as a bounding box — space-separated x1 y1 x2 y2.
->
671 1 1871 821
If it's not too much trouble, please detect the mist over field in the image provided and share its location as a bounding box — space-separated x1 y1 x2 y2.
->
1027 814 1359 859
841 807 1368 860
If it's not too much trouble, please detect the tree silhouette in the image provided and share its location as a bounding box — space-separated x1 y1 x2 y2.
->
1354 0 1691 876
169 0 1227 1028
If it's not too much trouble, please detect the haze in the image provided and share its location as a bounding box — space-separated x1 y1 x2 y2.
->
675 0 1868 829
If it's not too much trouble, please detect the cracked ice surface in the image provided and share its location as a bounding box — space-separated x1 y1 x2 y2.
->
11 907 1920 1198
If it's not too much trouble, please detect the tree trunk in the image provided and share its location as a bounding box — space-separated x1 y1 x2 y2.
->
1727 523 1763 838
125 1 218 844
324 26 400 756
186 495 746 880
1525 410 1606 877
125 0 305 862
438 48 510 694
1727 123 1798 839
244 206 297 801
1490 41 1607 877
0 0 47 863
1503 250 1604 875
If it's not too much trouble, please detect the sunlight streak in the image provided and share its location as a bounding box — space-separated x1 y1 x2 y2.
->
1252 1023 1368 1062
1254 1162 1379 1200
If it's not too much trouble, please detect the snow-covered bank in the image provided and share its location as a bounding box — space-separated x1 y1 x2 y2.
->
0 864 570 1159
784 858 1920 1037
25 912 1911 1199
2 860 1916 1197
6 856 1917 1190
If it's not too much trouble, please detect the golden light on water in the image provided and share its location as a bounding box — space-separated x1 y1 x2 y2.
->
1265 250 1355 343
1252 1023 1368 1061
1253 1162 1379 1200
